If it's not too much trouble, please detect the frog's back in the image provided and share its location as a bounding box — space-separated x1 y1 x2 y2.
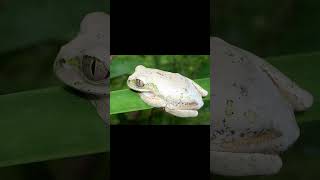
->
156 74 203 109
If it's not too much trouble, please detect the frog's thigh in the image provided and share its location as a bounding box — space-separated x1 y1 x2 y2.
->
256 57 313 111
210 151 282 176
139 93 166 107
188 79 208 96
164 107 198 117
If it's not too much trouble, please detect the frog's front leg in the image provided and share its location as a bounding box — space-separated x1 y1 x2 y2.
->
210 151 282 176
139 92 166 107
164 107 198 117
89 95 108 125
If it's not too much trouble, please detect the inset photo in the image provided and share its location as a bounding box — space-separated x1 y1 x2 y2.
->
110 55 210 125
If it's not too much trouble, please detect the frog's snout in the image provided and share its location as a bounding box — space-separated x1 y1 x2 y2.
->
127 74 135 84
127 79 134 88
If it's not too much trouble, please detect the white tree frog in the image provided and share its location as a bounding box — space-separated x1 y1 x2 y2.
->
210 37 313 176
127 65 208 118
54 12 109 125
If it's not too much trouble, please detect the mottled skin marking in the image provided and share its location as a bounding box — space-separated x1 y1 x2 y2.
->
243 110 257 124
225 100 235 117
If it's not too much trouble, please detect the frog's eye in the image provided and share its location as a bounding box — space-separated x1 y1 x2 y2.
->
135 79 144 87
82 55 109 81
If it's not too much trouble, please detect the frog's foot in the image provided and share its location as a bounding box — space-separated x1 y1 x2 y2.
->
187 79 208 97
164 107 198 118
139 92 166 107
210 151 282 176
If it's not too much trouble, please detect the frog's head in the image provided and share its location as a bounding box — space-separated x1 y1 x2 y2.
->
127 65 158 93
54 12 109 96
54 46 109 96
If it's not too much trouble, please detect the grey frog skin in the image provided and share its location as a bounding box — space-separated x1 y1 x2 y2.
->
54 12 109 125
210 37 313 176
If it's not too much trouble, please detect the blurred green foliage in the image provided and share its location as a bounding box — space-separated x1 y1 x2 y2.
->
212 0 320 57
0 0 109 179
0 0 108 54
110 55 210 125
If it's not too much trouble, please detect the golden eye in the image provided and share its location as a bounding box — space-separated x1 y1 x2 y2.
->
82 55 109 81
135 79 144 87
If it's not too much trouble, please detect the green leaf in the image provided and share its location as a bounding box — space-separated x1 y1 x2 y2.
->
0 87 108 168
110 78 210 115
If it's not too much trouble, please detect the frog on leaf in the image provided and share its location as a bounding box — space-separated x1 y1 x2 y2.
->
127 65 208 118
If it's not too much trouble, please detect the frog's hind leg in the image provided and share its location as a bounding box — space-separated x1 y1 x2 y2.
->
139 92 166 107
210 151 282 176
187 78 208 97
260 61 313 111
164 107 198 117
234 45 313 111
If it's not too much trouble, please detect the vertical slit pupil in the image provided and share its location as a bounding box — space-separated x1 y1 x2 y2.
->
91 59 96 76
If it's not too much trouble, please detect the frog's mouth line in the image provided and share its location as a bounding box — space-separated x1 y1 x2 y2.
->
129 89 142 93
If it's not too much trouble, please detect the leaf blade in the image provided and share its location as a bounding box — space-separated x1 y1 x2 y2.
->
0 87 108 167
110 78 210 115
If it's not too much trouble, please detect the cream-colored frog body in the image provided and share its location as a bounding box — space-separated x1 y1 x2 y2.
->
210 37 313 176
127 65 208 118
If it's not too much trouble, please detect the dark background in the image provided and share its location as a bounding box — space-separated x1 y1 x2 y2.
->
111 0 209 54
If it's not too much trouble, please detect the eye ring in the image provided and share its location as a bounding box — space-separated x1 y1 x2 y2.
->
135 79 144 87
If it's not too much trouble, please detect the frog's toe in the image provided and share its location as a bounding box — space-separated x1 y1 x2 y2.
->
211 151 282 176
164 108 198 118
289 89 313 111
